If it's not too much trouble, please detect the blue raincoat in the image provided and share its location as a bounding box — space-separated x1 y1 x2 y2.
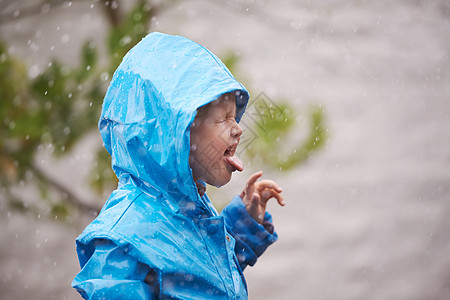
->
72 32 278 299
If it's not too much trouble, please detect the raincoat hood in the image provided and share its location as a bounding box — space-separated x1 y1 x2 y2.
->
99 32 249 204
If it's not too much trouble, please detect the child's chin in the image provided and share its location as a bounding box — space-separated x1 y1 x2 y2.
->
208 173 232 188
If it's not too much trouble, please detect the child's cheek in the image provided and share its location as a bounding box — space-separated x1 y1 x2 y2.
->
217 126 229 141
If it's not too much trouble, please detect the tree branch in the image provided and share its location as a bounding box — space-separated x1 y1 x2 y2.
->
29 162 102 215
101 0 122 28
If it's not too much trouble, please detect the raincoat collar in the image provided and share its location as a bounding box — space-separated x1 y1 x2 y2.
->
98 32 249 216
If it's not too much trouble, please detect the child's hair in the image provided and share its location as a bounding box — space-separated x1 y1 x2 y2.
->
195 103 210 118
195 92 233 118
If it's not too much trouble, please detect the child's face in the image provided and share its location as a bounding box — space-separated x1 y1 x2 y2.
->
189 93 244 187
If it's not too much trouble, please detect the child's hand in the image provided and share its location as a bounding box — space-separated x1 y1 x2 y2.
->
240 171 285 224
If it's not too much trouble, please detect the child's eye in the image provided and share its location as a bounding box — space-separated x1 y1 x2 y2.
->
217 115 236 123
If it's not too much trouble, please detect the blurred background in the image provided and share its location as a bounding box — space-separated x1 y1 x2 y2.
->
1 0 450 299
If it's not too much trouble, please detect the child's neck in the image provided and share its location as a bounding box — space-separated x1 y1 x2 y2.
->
194 180 206 197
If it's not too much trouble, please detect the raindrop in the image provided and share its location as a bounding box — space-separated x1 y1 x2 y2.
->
61 34 70 44
111 0 118 9
8 46 16 55
48 143 55 153
89 102 93 107
25 170 33 180
100 72 109 81
29 42 39 52
120 35 132 46
289 20 302 30
13 10 20 18
29 65 40 78
41 4 50 14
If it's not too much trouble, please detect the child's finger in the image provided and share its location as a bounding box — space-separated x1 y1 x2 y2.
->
260 188 286 206
247 171 263 187
256 179 282 193
242 171 263 201
247 193 261 221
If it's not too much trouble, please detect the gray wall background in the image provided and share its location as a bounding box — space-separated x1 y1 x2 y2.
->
1 0 450 299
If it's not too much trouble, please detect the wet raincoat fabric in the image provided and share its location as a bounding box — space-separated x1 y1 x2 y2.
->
72 32 278 299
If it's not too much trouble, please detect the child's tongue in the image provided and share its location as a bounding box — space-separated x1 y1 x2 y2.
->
224 155 244 172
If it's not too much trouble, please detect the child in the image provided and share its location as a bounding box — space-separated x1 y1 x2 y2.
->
72 32 285 299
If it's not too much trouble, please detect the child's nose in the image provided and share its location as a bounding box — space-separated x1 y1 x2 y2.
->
231 122 243 138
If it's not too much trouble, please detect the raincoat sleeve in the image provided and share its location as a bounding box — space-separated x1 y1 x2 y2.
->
221 195 278 270
72 239 156 300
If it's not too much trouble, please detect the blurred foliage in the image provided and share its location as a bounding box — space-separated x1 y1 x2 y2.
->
244 98 327 170
0 1 156 219
1 0 327 219
222 53 328 171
